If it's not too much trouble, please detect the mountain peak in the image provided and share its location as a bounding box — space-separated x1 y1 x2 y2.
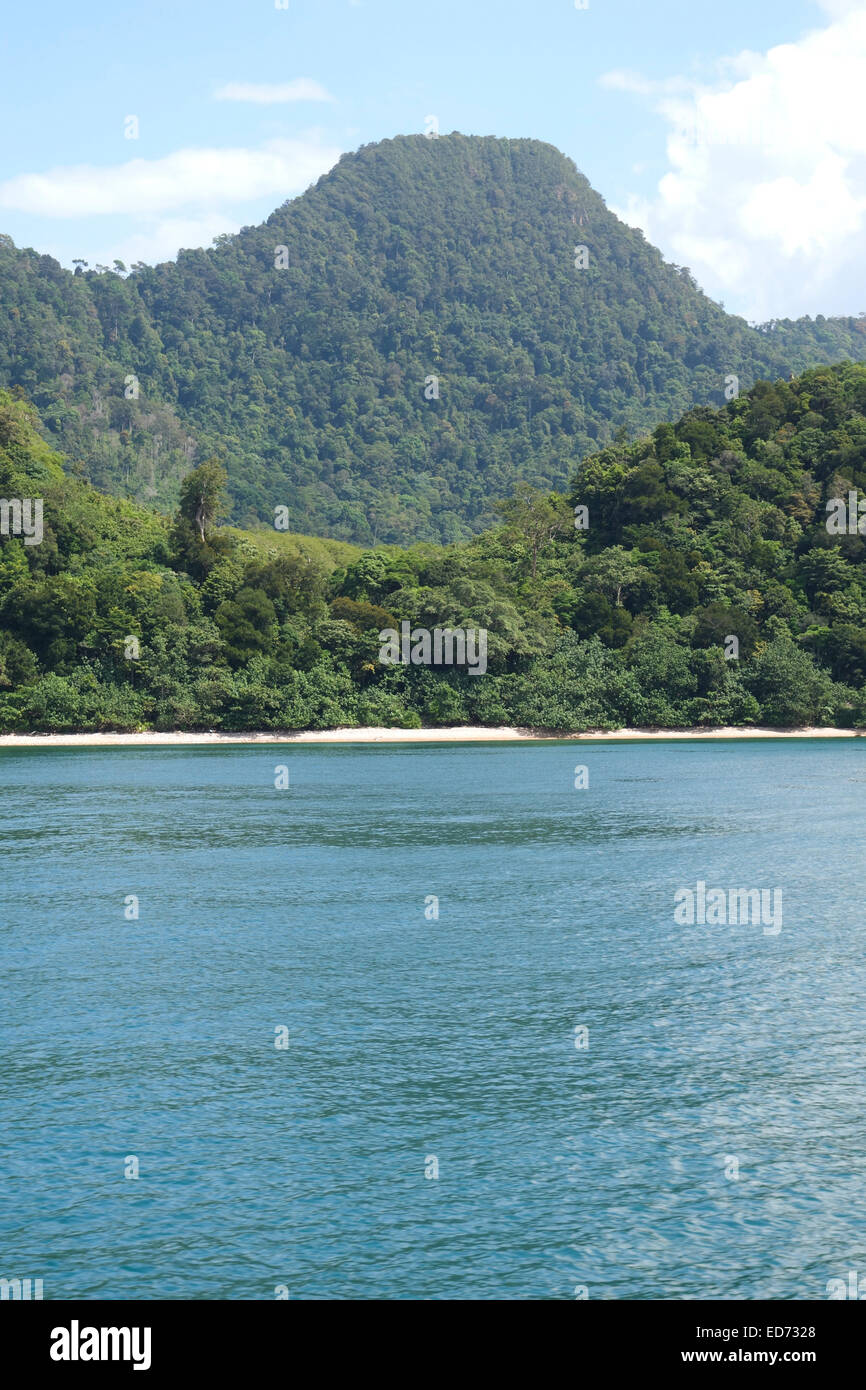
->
2 133 866 541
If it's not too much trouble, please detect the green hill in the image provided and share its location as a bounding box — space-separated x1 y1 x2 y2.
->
3 133 866 545
2 361 866 733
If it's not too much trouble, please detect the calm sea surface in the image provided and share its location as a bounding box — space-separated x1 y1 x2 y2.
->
2 741 865 1300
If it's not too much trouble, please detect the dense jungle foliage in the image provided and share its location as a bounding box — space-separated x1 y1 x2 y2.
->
3 361 866 732
3 134 866 543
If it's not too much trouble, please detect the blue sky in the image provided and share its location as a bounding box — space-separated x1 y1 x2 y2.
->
1 0 861 320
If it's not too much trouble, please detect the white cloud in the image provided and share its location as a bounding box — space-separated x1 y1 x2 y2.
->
0 137 342 219
83 214 243 270
814 0 865 14
213 79 334 103
601 6 866 320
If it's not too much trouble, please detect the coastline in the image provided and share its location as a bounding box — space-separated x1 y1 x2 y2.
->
0 725 862 747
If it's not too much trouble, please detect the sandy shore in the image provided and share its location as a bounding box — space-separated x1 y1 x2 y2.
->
0 725 862 747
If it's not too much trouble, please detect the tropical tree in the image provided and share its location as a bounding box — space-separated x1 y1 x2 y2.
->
497 484 572 579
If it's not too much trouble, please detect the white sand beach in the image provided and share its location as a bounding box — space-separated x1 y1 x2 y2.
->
0 725 862 747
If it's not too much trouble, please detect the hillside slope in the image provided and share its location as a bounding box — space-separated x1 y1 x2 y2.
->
3 134 866 542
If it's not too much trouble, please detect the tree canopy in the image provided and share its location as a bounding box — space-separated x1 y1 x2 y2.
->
2 363 866 733
2 136 866 543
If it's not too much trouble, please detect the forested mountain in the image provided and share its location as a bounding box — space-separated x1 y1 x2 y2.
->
2 133 866 544
3 361 866 733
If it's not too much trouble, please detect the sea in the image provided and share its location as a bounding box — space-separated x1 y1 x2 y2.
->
1 740 864 1299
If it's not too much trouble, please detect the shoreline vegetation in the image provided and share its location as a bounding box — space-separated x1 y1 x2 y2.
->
0 725 862 747
5 363 866 739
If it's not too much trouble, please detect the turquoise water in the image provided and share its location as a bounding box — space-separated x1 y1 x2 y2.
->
2 741 865 1300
